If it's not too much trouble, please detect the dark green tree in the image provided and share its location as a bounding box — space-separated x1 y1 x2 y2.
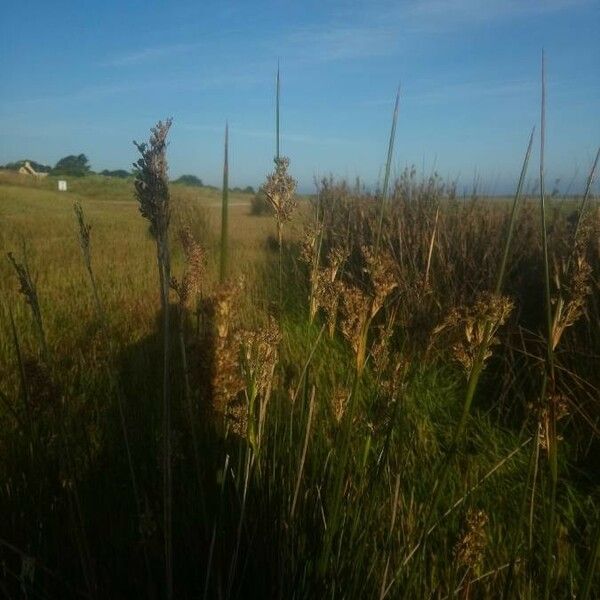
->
173 174 203 187
52 154 91 177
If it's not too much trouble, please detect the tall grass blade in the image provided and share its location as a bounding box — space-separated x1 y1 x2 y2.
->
220 122 229 282
495 126 535 295
539 49 558 600
375 85 400 251
276 62 280 160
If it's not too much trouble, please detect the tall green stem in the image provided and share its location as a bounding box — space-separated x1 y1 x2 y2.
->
220 122 229 282
375 86 400 252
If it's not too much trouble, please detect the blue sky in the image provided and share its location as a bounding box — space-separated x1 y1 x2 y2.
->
1 0 598 193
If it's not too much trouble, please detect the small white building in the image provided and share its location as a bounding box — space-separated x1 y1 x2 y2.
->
18 161 48 178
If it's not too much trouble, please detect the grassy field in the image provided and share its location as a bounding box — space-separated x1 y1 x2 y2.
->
0 149 599 600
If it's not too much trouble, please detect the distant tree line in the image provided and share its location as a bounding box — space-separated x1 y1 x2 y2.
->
2 157 257 192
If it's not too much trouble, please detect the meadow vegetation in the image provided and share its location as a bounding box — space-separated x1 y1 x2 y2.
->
0 103 599 598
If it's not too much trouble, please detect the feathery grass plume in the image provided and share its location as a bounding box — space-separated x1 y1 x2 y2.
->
375 85 400 251
7 248 48 362
237 317 281 451
220 122 229 282
73 201 103 318
133 117 174 600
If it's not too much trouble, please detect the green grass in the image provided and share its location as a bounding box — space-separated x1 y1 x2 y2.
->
0 170 598 599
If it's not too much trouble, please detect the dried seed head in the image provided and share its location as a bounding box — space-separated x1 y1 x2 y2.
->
551 254 591 350
537 393 570 451
263 156 297 223
237 317 281 397
436 292 513 376
210 278 245 414
7 252 38 310
133 118 172 238
73 201 91 258
331 387 350 423
362 245 398 316
170 226 206 306
453 508 488 570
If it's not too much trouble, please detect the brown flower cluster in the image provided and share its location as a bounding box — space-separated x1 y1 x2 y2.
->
435 293 513 376
550 254 591 351
133 119 172 239
263 156 297 224
210 278 245 415
453 508 488 571
170 226 206 307
340 246 398 374
234 318 281 442
537 393 570 452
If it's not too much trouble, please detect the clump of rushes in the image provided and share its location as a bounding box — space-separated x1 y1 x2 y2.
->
73 201 103 318
402 126 534 587
132 118 174 600
7 247 48 362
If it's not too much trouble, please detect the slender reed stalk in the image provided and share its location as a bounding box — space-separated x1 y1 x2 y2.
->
424 204 439 287
276 62 280 160
572 146 600 246
133 118 174 600
7 247 48 362
290 385 316 520
73 201 103 317
220 122 229 282
539 50 558 600
375 85 400 251
6 303 30 428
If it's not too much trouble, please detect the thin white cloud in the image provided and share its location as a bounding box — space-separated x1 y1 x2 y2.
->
182 123 354 146
103 42 201 67
401 0 590 31
284 25 399 62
